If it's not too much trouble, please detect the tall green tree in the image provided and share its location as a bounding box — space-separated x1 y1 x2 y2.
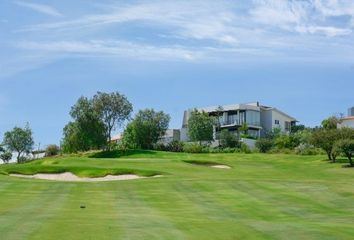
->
321 116 339 130
3 124 34 162
311 128 340 162
123 109 170 149
334 139 354 167
92 92 133 146
188 110 214 145
62 97 106 153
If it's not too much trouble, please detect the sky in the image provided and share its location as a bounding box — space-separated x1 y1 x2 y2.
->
0 0 354 147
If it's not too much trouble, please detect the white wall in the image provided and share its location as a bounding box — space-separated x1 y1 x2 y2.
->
0 152 45 165
269 110 293 133
338 119 354 128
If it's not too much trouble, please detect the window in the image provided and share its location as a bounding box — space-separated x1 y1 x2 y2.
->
246 110 260 126
275 120 280 125
285 121 291 131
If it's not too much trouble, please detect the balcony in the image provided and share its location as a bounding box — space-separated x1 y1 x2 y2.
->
219 119 261 127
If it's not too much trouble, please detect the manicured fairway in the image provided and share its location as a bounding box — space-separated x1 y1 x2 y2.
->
0 151 354 239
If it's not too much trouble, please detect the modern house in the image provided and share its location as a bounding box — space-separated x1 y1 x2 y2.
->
158 129 181 145
180 102 297 142
338 107 354 129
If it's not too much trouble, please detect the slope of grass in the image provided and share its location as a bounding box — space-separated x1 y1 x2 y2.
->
0 151 354 239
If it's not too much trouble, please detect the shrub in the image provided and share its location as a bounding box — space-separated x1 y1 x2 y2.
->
240 143 252 153
183 143 205 153
274 135 300 149
255 139 273 153
167 140 184 152
45 144 60 157
222 147 238 153
153 143 168 151
219 130 240 148
294 143 323 155
17 156 28 163
240 134 256 140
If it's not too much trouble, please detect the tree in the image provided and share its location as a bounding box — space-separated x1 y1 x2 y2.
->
3 124 34 162
92 92 133 148
62 96 108 153
334 139 354 167
321 116 339 130
0 152 12 164
219 129 239 148
187 110 214 145
291 124 305 133
45 144 60 157
123 109 170 149
311 128 340 162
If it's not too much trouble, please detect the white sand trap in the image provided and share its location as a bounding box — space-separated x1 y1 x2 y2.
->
10 172 161 182
210 165 231 169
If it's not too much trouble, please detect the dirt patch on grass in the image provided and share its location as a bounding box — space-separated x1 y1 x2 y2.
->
10 172 162 182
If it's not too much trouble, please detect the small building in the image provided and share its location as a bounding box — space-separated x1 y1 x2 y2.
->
159 129 180 145
110 134 123 144
338 107 354 128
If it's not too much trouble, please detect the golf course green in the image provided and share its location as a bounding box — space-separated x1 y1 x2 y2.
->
0 151 353 239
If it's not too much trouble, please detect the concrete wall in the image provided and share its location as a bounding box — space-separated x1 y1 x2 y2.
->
262 109 294 134
260 109 273 134
241 138 256 149
338 119 354 128
180 128 189 142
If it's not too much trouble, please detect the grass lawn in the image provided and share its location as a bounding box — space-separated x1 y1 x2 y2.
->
0 151 354 239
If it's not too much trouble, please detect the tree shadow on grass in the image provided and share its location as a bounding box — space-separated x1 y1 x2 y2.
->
89 149 157 159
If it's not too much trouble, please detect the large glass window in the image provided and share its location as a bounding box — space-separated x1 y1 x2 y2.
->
227 114 238 125
246 110 260 126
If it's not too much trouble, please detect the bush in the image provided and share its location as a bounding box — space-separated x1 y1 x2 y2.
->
240 134 256 140
240 143 252 153
294 143 323 155
219 130 240 148
167 140 184 152
183 143 205 153
255 139 273 153
274 135 300 149
153 143 168 151
45 144 60 157
18 156 28 163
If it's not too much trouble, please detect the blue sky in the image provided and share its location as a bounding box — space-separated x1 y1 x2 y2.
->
0 0 354 146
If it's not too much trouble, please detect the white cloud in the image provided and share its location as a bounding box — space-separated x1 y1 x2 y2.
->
295 25 352 37
16 40 202 61
3 0 354 78
14 1 63 17
249 0 353 37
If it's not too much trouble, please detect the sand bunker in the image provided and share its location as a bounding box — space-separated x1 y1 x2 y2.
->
10 172 161 182
210 165 231 169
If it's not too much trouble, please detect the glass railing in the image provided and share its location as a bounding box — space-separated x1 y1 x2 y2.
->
220 120 261 127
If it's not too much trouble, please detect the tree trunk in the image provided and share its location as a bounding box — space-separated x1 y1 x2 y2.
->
327 152 332 161
17 152 21 163
349 156 353 167
331 153 336 163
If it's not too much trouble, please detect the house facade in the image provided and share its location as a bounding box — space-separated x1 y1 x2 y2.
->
180 102 297 142
338 107 354 129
